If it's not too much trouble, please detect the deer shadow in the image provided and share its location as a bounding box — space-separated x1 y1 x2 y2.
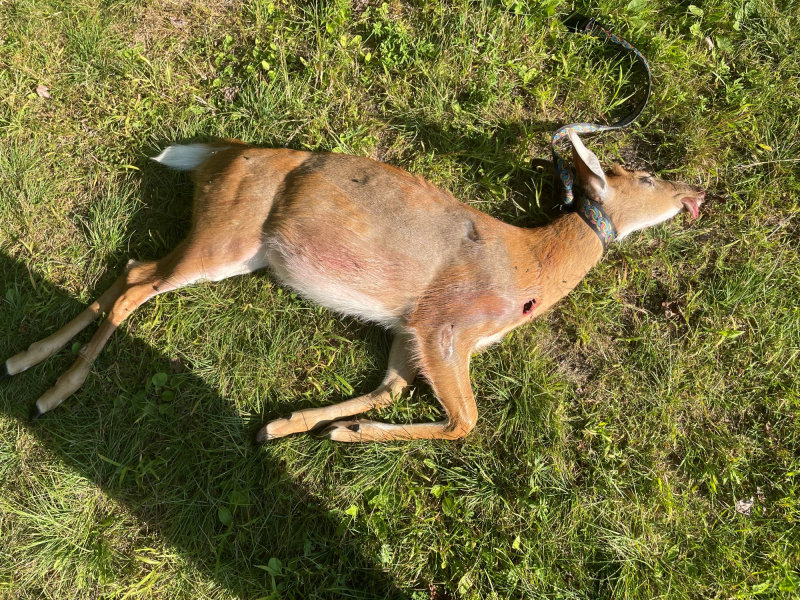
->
374 114 566 227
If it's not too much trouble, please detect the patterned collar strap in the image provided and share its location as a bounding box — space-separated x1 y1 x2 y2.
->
552 15 652 207
576 194 617 250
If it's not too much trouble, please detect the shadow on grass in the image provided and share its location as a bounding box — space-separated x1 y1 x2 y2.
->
378 115 566 230
0 155 411 598
0 249 408 598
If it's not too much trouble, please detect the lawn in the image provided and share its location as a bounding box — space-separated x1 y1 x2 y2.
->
1 0 799 598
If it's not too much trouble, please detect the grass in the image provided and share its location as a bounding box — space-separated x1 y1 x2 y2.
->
1 0 799 597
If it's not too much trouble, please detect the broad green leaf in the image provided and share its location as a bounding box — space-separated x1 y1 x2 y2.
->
218 506 232 526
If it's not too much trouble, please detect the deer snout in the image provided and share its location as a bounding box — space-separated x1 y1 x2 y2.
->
680 187 705 219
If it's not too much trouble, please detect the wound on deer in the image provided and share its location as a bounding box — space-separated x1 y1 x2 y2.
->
523 299 536 315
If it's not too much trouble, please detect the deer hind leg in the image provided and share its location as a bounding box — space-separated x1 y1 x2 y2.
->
256 331 417 442
25 257 179 419
320 333 478 442
22 240 237 419
1 263 139 382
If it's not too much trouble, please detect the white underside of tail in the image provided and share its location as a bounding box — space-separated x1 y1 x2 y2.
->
152 144 223 171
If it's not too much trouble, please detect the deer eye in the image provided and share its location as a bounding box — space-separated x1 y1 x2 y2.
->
639 176 654 186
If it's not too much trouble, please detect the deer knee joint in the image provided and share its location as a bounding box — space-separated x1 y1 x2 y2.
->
462 414 478 435
446 413 477 439
113 291 141 318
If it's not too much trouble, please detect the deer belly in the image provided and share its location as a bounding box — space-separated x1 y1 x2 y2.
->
263 238 412 328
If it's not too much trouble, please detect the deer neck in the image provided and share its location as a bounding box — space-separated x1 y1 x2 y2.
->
525 211 605 313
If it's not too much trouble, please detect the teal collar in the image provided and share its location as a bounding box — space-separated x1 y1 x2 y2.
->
575 194 616 250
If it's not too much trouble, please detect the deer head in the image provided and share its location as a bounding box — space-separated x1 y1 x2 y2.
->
568 129 706 240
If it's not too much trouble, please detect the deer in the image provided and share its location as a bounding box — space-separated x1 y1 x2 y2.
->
1 130 705 442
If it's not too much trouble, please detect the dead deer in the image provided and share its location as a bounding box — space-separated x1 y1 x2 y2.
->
2 130 705 442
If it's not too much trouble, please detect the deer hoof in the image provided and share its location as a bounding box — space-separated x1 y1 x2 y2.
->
254 427 273 444
29 402 43 422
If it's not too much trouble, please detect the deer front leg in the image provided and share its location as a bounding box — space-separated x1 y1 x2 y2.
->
320 331 477 442
256 331 416 442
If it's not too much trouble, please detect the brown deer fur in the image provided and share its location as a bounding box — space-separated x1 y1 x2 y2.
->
2 132 705 442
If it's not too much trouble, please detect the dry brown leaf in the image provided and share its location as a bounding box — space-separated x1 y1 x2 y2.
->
170 356 185 373
222 86 239 103
735 497 754 515
662 300 687 324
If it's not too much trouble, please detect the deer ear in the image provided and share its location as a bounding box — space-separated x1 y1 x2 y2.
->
567 129 609 202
